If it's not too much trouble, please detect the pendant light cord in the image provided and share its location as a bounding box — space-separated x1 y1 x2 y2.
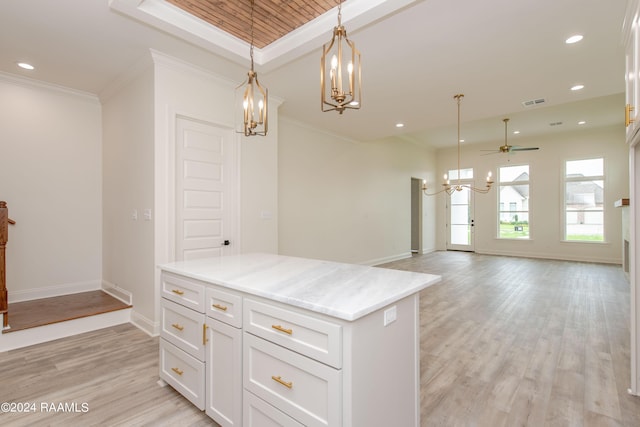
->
249 0 255 71
455 94 463 187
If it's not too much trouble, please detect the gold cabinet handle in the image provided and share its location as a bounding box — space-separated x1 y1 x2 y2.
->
272 324 292 335
171 367 184 376
203 323 208 345
212 303 228 311
171 323 184 331
626 103 635 127
171 289 185 295
271 375 293 389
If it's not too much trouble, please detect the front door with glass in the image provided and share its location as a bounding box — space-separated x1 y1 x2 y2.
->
447 184 475 251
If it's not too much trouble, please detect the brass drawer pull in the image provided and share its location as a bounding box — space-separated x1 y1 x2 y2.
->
171 367 184 376
171 289 185 295
626 103 635 127
171 323 184 331
272 324 292 335
203 324 208 345
271 375 293 389
212 303 228 311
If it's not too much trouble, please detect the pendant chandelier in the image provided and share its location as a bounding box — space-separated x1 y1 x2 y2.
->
423 94 494 195
238 0 268 136
320 0 361 114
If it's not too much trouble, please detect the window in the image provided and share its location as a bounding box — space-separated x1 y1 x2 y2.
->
564 158 604 242
447 167 473 181
498 164 530 239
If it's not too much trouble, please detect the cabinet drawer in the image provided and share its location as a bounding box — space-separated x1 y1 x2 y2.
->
161 299 205 361
244 390 304 427
206 287 242 328
161 272 205 312
160 339 205 410
244 299 342 368
244 333 342 427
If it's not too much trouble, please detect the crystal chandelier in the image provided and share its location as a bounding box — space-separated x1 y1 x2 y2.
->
423 94 494 195
320 0 361 114
238 0 268 136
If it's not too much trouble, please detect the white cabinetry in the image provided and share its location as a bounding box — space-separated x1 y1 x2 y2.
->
204 286 243 426
624 0 640 397
625 0 640 142
159 272 242 426
243 298 343 427
159 254 437 426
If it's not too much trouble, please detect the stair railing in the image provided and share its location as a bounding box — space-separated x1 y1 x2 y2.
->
1 201 15 329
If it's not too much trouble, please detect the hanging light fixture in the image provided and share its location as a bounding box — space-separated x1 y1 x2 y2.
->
237 0 268 136
423 94 494 195
320 0 361 114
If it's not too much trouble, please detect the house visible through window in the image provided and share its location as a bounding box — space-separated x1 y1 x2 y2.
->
564 158 604 242
498 164 530 239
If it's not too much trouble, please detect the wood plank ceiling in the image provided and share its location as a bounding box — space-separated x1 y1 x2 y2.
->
166 0 340 49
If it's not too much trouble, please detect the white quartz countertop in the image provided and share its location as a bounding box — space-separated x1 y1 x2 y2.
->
159 253 441 321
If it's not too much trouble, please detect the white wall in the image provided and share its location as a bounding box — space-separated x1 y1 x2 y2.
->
0 73 102 301
240 113 280 254
102 60 155 330
435 124 628 263
278 117 437 265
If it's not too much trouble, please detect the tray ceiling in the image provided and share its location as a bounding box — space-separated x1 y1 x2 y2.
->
166 0 339 49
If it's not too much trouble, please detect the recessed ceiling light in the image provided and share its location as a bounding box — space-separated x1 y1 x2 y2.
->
566 35 583 44
578 120 586 125
571 84 584 91
513 130 520 135
395 123 404 128
17 62 34 70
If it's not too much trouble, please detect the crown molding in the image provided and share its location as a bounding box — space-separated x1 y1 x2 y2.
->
108 0 420 72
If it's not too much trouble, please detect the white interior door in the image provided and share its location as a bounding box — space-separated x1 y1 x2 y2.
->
175 117 237 261
447 184 475 251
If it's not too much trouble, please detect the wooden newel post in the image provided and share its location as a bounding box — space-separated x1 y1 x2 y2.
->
0 201 10 328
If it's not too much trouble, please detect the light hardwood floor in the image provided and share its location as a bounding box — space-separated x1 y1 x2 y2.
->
382 251 640 426
1 252 638 426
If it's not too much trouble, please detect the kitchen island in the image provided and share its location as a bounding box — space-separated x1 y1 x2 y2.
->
158 253 441 427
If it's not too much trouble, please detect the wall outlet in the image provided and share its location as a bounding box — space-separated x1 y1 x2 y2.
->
384 306 397 326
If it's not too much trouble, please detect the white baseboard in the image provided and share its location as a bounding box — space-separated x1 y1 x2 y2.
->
0 308 131 353
477 248 622 265
8 280 102 303
131 309 159 337
362 251 413 266
101 280 133 305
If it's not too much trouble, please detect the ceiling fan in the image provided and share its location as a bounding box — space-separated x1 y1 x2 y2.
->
482 118 540 155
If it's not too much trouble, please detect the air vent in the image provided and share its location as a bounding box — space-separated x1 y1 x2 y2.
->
549 121 563 126
522 98 547 108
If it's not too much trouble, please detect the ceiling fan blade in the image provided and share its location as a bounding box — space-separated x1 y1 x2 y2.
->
480 151 501 156
511 147 539 151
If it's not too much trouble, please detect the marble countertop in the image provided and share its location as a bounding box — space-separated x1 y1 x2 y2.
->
159 253 441 321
